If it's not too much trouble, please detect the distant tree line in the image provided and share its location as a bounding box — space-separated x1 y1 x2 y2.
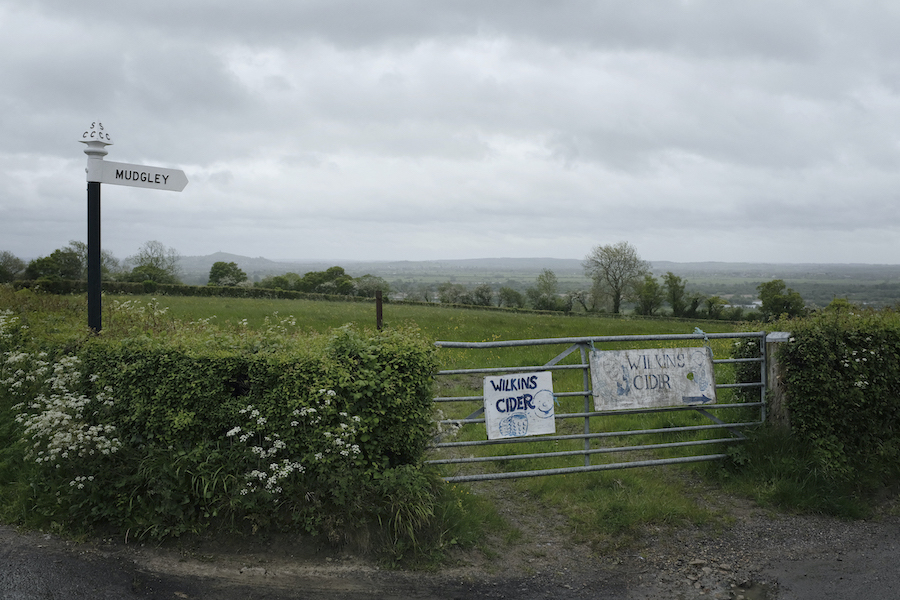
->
392 241 811 321
254 266 389 298
0 240 812 320
1 242 390 300
2 240 183 286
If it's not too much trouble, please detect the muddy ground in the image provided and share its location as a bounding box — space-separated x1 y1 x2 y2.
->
1 480 898 600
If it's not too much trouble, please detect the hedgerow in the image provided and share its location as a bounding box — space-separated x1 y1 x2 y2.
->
776 307 900 481
732 305 900 483
13 278 382 302
0 288 458 559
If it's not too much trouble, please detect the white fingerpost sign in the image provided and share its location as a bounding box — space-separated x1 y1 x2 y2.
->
79 121 189 333
86 160 188 191
590 347 716 411
483 371 555 440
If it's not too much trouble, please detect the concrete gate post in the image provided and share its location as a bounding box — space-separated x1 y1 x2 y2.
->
765 332 792 430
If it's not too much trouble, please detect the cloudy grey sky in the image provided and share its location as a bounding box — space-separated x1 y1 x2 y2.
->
3 1 900 264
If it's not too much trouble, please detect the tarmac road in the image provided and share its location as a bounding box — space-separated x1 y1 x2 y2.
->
2 515 898 600
0 525 631 600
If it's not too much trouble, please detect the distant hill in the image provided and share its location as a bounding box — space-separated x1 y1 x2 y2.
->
178 253 342 285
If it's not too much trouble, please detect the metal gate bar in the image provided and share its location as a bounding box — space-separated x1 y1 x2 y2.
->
436 420 761 447
441 455 731 483
429 331 766 482
428 437 744 465
440 402 763 426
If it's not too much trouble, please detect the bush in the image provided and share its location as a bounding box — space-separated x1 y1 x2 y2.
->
0 295 445 551
775 308 900 481
12 279 386 303
732 306 900 486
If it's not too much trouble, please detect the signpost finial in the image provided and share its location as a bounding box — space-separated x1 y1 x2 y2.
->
80 121 113 160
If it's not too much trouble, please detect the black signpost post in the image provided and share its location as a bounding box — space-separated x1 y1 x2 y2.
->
87 180 102 332
80 122 188 333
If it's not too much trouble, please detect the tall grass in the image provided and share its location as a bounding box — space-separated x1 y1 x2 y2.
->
710 426 882 519
517 467 721 550
129 294 736 345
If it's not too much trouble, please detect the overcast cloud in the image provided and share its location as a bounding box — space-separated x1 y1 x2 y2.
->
2 1 900 264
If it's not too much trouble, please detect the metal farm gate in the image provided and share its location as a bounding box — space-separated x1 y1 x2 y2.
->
427 332 768 482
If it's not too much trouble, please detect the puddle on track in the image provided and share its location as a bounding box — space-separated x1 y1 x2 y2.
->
672 581 771 600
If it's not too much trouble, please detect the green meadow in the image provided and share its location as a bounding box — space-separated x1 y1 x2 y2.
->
11 290 873 560
143 294 737 343
115 294 750 549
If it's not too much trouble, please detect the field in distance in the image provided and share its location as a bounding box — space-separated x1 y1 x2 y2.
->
138 294 737 343
178 253 900 308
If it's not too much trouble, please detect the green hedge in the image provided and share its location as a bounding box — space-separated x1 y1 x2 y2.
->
12 279 380 302
777 308 900 479
735 307 900 480
1 307 438 541
77 325 435 468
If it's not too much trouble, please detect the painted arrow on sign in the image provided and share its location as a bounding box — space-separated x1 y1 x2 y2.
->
86 159 188 192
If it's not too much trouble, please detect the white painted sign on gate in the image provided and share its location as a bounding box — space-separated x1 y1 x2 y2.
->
590 347 716 411
483 371 555 440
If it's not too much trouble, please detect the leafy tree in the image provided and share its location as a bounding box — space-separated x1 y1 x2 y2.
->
256 267 365 296
757 279 806 320
569 289 591 312
0 250 25 282
526 269 562 311
824 298 856 312
471 284 494 306
354 274 391 298
66 240 120 280
663 272 687 317
723 305 745 321
583 241 650 313
297 266 354 295
208 261 248 286
705 295 727 319
416 283 436 303
24 248 83 281
387 279 415 299
123 265 180 285
126 241 181 284
684 293 705 319
437 282 472 305
571 282 607 313
534 269 559 297
498 286 525 308
634 274 664 316
257 272 302 290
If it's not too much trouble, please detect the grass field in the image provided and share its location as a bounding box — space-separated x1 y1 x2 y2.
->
129 294 737 344
7 289 885 557
4 290 772 552
123 294 752 549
